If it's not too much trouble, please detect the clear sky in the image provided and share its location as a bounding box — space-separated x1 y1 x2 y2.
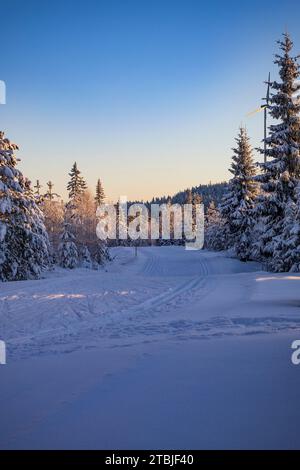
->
1 0 300 201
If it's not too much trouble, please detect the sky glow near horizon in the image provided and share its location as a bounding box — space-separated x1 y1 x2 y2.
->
1 0 300 201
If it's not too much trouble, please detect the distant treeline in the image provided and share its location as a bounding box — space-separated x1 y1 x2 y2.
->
129 182 228 210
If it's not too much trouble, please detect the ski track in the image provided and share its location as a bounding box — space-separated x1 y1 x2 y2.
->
1 247 300 360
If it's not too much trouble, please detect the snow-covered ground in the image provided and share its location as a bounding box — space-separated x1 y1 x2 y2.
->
1 247 300 449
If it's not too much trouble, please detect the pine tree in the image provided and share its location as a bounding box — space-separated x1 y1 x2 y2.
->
95 179 105 207
44 181 60 201
66 162 87 243
79 244 92 269
0 131 51 281
33 179 43 204
57 222 78 269
93 240 111 266
204 201 225 251
271 183 300 271
67 162 87 202
34 179 42 196
253 33 300 266
220 127 258 259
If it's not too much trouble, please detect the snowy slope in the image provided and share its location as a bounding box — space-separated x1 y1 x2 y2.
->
1 247 300 449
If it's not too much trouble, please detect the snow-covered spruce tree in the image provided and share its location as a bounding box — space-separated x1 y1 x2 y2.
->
204 201 225 251
23 177 56 266
93 240 111 267
57 222 78 269
219 127 258 260
79 244 92 268
271 182 300 272
252 34 300 269
95 178 105 207
0 132 51 281
66 162 87 243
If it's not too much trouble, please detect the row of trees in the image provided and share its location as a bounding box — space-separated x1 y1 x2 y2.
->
0 137 110 281
2 32 299 280
40 163 110 270
150 182 227 210
205 33 300 272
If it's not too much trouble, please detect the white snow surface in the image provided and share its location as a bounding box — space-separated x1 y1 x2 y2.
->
1 246 300 449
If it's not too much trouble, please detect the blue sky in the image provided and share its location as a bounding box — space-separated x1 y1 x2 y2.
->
1 0 300 201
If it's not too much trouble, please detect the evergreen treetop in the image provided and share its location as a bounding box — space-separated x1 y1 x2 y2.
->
259 33 300 184
95 178 105 206
67 162 87 201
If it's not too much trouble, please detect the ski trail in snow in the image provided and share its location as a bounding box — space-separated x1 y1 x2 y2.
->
127 275 206 311
2 247 299 360
3 249 214 357
6 271 209 350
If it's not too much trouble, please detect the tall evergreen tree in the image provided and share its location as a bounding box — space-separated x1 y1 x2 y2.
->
67 162 87 201
0 131 51 281
220 127 258 259
95 178 105 207
253 33 300 267
66 162 87 240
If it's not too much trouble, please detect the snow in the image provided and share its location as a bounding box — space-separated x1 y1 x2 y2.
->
0 222 6 242
1 246 300 449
